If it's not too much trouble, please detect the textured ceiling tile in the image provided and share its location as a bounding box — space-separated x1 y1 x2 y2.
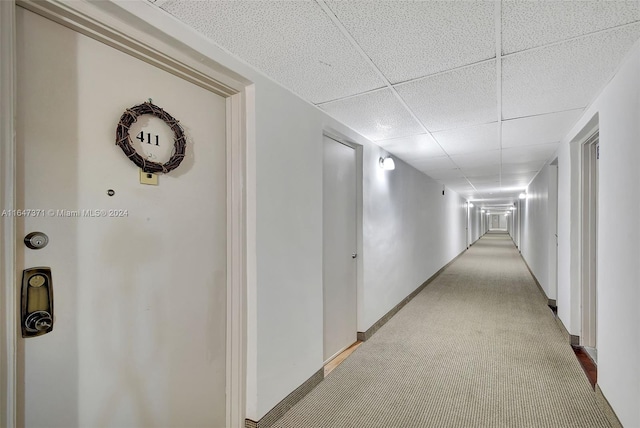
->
377 134 446 160
450 149 501 169
461 165 502 178
433 122 499 156
501 161 545 174
410 156 457 172
422 167 465 180
502 24 640 119
502 110 582 148
160 0 383 104
396 61 497 132
501 172 538 187
320 89 423 141
468 175 501 186
502 1 640 55
325 1 495 83
502 142 559 164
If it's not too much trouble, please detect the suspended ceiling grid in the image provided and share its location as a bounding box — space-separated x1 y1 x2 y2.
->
154 0 640 205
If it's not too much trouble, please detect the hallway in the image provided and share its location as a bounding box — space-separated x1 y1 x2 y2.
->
273 234 611 428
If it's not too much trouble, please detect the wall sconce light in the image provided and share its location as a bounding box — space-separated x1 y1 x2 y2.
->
518 192 526 199
379 156 395 170
468 202 474 208
481 210 485 213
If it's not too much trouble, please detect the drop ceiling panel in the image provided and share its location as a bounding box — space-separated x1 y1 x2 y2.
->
325 1 495 83
472 184 503 193
409 156 457 173
502 110 583 148
450 149 501 169
377 134 446 160
422 167 465 180
468 175 501 186
501 161 545 174
396 61 497 132
159 0 383 104
502 24 640 119
319 89 423 141
433 122 499 155
502 143 559 164
461 165 502 178
501 172 538 187
502 1 640 54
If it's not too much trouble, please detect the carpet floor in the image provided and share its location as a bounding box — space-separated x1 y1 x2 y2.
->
272 233 611 428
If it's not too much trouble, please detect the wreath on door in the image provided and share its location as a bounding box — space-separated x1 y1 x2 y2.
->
115 101 186 173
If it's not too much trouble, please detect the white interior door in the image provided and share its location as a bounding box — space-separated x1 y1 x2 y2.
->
16 8 227 427
491 214 500 229
322 136 357 363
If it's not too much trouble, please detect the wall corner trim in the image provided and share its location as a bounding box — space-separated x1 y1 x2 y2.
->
245 369 323 428
358 248 467 342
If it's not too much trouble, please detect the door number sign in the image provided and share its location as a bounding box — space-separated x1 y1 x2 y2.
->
115 101 186 174
136 131 160 147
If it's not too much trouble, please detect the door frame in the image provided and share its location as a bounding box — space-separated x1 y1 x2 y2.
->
548 159 559 306
579 130 599 350
0 1 250 426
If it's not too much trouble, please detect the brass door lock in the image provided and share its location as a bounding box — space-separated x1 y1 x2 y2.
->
21 267 54 338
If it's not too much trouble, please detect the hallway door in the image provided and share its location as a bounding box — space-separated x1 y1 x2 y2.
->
16 8 227 427
491 214 500 230
322 136 357 363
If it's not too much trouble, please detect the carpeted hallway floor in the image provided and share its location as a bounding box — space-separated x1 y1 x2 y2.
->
272 233 612 428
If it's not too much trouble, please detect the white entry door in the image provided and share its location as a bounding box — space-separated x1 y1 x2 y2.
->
491 214 500 229
322 136 357 363
16 8 227 427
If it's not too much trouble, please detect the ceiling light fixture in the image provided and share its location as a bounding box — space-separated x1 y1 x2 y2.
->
518 192 526 199
379 156 395 170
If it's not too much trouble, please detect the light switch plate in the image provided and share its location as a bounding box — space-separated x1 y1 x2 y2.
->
140 169 159 185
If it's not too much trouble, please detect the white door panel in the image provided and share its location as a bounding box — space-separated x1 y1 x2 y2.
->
322 136 357 362
17 8 226 427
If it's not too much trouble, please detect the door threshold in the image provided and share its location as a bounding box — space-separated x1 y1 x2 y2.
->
323 341 362 377
572 345 597 389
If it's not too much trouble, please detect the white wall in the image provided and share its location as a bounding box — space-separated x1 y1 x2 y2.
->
111 2 469 421
522 165 551 298
468 205 483 244
361 149 467 330
525 41 640 426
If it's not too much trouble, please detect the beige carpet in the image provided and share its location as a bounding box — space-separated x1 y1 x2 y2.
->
272 233 611 428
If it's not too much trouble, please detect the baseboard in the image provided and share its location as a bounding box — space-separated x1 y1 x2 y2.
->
554 316 570 341
554 315 581 346
244 369 323 428
520 255 547 301
570 334 580 346
357 248 466 342
595 385 623 428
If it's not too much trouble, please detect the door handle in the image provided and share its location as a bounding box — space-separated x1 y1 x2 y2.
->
21 267 54 338
352 253 357 259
